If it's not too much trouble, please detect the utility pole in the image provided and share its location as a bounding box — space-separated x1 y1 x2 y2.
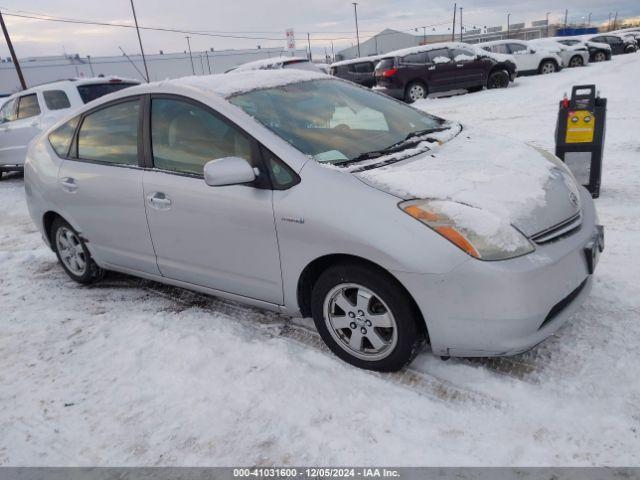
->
587 12 592 27
422 26 426 44
0 9 26 90
451 3 457 41
613 11 618 30
352 3 361 58
507 13 510 39
129 0 150 82
185 36 195 75
331 41 335 63
564 9 568 29
460 7 463 41
307 32 311 60
87 55 95 76
545 12 550 37
204 50 211 74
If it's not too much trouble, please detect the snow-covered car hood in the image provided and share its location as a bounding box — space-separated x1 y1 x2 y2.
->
356 126 582 237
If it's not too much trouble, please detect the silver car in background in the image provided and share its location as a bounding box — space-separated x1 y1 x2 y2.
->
24 70 604 371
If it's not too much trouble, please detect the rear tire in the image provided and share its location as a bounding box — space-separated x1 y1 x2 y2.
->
486 70 509 89
538 60 557 74
51 217 104 284
568 55 584 67
311 263 425 372
404 81 427 103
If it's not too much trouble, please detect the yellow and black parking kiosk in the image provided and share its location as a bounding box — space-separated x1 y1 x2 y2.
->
555 84 606 198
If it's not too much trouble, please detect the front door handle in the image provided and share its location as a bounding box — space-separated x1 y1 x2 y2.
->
59 177 78 192
456 64 465 67
147 192 172 209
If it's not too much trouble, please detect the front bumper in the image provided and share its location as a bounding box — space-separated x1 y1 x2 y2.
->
0 164 24 173
394 187 602 357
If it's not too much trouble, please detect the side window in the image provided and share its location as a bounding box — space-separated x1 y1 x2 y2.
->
450 48 476 62
43 90 71 111
490 44 510 54
426 48 451 64
0 98 17 123
261 147 299 190
608 36 622 44
77 99 140 165
402 52 428 64
16 94 41 120
354 62 374 73
591 37 604 43
508 43 528 54
151 98 252 176
48 117 79 157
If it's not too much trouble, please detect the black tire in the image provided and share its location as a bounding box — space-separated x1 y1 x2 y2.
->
593 51 606 62
310 262 426 372
51 217 104 284
0 171 3 181
538 60 557 74
568 55 584 67
404 81 427 103
486 70 509 89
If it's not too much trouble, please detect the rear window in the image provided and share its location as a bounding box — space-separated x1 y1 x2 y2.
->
48 117 79 157
43 90 71 110
76 82 137 104
349 62 374 73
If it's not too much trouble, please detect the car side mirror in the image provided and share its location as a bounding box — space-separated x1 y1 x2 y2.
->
203 157 256 187
529 49 536 54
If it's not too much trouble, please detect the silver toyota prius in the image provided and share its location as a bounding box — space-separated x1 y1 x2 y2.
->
24 69 604 372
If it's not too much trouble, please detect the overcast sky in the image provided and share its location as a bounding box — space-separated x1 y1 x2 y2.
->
1 0 639 59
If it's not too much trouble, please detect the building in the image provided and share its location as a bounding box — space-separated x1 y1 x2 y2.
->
0 47 308 94
335 28 422 61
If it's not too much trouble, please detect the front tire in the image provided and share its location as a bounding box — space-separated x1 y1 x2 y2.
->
311 263 425 372
51 217 104 284
568 55 584 67
486 70 509 89
538 60 557 74
404 81 427 103
593 51 606 62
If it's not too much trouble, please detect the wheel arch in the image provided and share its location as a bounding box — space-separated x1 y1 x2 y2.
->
42 210 64 247
404 79 428 101
538 57 559 71
296 253 428 339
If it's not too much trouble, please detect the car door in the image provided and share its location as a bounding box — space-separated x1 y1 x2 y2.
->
508 43 538 71
448 47 485 88
57 96 160 275
0 94 42 166
606 36 624 54
422 48 458 92
142 95 283 304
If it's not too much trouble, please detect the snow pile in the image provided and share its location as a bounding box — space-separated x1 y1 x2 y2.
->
161 69 328 98
357 125 555 226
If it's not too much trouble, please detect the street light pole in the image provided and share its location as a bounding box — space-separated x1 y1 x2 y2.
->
460 7 463 41
451 3 457 41
185 36 195 75
0 9 26 90
546 12 550 37
352 3 361 58
507 13 510 39
129 0 150 82
587 12 592 27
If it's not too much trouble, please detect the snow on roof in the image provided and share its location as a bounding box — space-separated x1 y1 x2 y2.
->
159 69 328 98
382 42 470 59
330 54 386 68
232 56 310 72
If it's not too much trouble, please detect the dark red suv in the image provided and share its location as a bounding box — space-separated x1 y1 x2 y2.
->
374 43 517 103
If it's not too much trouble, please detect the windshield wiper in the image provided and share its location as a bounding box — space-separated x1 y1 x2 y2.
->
337 126 451 167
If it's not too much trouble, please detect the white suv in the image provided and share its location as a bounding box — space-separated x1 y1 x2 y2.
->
0 76 139 179
479 40 563 75
529 39 590 68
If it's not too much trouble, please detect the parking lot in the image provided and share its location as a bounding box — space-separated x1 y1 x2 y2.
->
1 51 639 466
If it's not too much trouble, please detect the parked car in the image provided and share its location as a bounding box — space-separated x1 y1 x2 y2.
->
24 70 603 371
0 77 139 179
528 39 590 68
480 39 563 74
373 42 517 103
330 55 385 88
228 56 322 73
619 31 640 48
554 38 612 62
572 33 637 55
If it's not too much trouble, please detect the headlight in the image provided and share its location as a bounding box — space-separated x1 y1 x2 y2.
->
400 199 535 261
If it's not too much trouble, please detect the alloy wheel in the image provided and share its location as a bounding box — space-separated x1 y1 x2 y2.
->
541 62 556 74
55 226 87 276
594 52 606 62
323 283 398 361
408 84 426 102
569 56 583 67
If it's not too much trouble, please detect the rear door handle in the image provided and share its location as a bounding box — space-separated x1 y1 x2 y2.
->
59 177 78 192
147 192 172 209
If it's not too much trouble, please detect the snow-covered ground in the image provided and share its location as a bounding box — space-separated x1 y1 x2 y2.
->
1 54 640 466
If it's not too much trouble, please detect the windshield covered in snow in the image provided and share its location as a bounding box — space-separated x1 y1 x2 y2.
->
229 78 446 165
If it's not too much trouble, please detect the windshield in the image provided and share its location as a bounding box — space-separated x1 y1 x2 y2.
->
229 79 445 164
